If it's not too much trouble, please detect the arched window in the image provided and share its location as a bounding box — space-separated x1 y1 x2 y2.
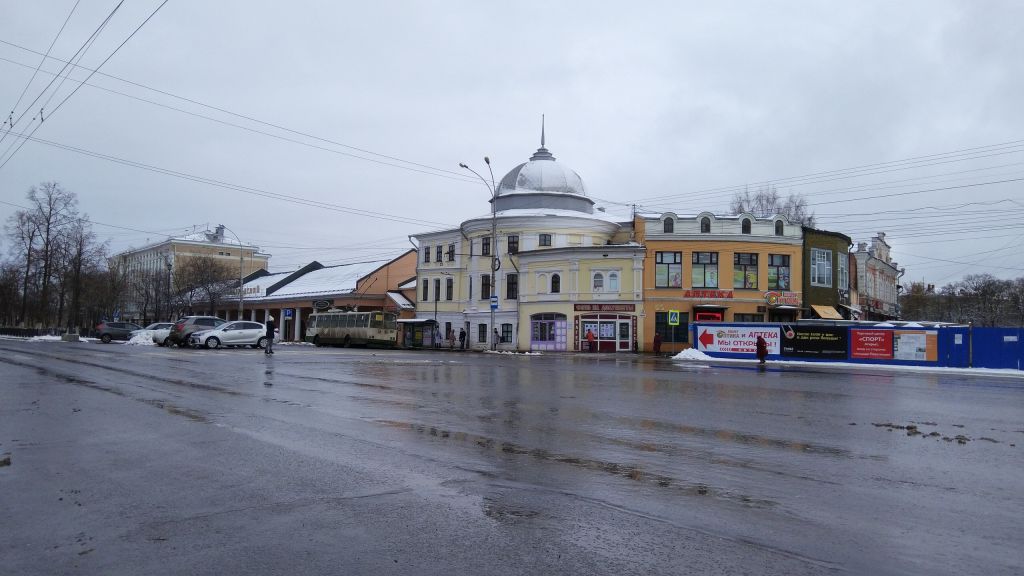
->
775 220 784 236
593 272 604 292
741 219 751 234
551 273 561 293
537 273 548 294
700 217 711 233
608 272 619 292
663 218 674 233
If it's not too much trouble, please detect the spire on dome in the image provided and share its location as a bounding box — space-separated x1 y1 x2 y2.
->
530 114 555 161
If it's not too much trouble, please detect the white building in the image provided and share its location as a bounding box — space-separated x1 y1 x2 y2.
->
853 232 902 320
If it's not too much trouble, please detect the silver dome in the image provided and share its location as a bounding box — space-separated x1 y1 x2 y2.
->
496 145 586 197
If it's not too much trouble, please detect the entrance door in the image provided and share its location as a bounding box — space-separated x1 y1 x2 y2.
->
617 320 631 351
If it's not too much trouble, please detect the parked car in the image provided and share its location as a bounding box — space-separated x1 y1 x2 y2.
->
96 321 143 343
188 321 270 349
125 322 175 345
168 316 226 347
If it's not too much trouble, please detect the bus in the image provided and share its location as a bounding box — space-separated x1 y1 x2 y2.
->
305 309 398 348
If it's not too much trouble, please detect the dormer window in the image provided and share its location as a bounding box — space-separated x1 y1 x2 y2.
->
775 220 784 236
741 219 751 234
700 217 711 233
663 218 674 233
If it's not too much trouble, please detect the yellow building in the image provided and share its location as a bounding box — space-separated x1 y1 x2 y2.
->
635 211 803 354
111 224 270 322
413 135 643 352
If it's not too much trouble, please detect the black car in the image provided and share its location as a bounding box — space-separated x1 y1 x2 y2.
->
95 321 143 343
168 316 226 347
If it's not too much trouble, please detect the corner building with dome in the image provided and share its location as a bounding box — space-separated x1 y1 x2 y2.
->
411 137 645 352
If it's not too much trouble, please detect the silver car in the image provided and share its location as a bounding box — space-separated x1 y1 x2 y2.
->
188 321 269 349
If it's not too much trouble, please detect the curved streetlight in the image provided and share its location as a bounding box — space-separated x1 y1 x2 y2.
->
218 224 246 319
459 158 498 350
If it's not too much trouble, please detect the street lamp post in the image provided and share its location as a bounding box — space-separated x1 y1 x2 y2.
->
219 224 245 319
459 158 498 350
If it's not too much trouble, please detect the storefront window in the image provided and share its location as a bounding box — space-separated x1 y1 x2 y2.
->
692 252 718 288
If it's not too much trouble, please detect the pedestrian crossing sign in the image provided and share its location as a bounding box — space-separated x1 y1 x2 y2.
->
668 310 680 326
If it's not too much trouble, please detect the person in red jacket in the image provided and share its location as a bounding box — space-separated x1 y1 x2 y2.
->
755 335 768 364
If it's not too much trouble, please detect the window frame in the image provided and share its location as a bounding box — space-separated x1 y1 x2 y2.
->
539 233 552 247
775 220 784 236
700 217 711 233
592 272 604 292
446 243 455 261
423 247 430 263
663 217 674 233
507 235 519 254
768 254 791 290
551 273 561 293
810 248 833 287
445 277 453 300
422 279 429 301
733 253 758 289
655 251 682 288
654 311 688 342
691 252 719 288
433 278 441 301
506 273 518 300
500 323 513 343
435 245 442 263
741 219 751 234
481 236 491 256
481 274 491 301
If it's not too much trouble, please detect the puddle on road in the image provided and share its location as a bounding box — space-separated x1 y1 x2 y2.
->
374 419 777 509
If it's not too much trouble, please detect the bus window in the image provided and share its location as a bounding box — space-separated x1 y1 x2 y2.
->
359 314 369 327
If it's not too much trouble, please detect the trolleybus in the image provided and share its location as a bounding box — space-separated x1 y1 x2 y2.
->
305 309 398 348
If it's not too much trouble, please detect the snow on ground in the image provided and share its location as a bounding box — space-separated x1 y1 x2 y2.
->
484 350 543 355
126 333 155 346
26 335 64 342
672 349 1024 378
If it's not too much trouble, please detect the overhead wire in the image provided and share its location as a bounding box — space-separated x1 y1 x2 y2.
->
0 0 81 148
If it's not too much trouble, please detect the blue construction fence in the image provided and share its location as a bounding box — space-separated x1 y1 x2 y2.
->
690 323 1023 370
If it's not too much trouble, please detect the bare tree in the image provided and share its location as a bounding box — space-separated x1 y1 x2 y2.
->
175 256 234 316
730 184 816 227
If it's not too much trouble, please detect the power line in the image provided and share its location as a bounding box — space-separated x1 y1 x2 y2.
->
0 0 81 147
0 128 458 228
0 36 478 183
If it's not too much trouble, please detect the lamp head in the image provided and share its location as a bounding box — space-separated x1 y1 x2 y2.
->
484 156 490 165
459 163 468 168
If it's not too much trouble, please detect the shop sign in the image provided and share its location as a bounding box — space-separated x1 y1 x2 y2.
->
697 325 780 354
683 289 733 299
851 329 892 359
781 326 847 359
312 299 333 310
764 291 800 306
574 304 636 312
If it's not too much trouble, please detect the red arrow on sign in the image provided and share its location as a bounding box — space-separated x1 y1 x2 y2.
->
698 330 714 348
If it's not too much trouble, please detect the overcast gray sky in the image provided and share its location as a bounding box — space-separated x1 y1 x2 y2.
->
1 1 1022 286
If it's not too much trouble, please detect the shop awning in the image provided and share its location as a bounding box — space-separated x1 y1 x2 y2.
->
811 304 844 319
771 305 798 310
838 303 862 313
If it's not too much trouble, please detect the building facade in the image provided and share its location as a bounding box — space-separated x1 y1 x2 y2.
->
413 136 642 352
801 227 855 320
636 211 804 354
111 224 270 322
853 232 902 321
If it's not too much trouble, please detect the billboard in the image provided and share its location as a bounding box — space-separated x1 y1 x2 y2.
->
851 329 893 359
696 325 780 354
780 326 848 359
893 330 938 362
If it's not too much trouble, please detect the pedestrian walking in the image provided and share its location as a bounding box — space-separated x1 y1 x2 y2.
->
653 332 662 355
265 316 275 355
448 329 456 350
755 335 768 364
493 327 500 349
458 328 466 350
586 328 596 352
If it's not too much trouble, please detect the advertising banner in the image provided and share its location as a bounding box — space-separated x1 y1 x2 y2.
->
851 329 893 359
893 330 938 362
696 325 780 354
780 326 848 359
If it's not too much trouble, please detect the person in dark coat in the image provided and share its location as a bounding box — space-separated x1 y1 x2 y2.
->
755 335 767 364
265 315 276 355
653 332 663 355
458 328 466 350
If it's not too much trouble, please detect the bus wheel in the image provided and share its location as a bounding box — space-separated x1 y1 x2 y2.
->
342 335 351 348
313 335 321 347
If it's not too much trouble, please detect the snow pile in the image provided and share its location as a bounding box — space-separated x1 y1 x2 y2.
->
278 341 313 346
27 335 62 342
672 348 713 361
126 333 155 346
483 350 542 355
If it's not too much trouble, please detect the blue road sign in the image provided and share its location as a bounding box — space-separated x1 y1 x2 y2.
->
490 295 498 311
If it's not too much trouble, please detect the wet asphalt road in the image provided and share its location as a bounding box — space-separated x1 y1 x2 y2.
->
1 340 1022 575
